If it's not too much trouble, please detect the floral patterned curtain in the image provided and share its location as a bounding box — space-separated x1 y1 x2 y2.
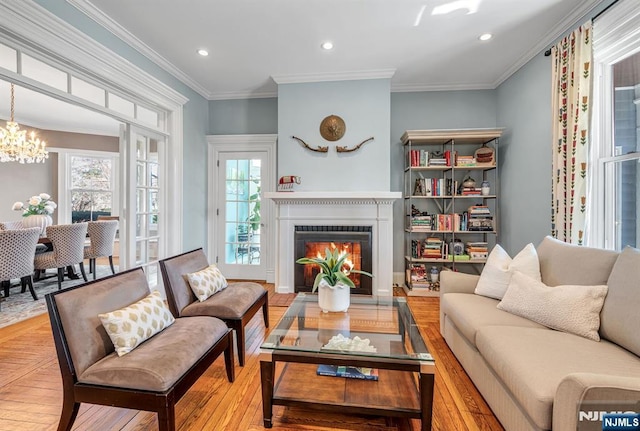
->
551 21 592 245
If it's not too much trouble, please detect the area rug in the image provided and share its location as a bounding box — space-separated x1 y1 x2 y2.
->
0 265 117 329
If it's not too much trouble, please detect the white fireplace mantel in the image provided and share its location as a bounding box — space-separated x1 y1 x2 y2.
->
265 191 402 296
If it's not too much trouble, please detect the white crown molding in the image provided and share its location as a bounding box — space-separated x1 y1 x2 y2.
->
492 0 603 88
209 90 278 100
391 82 495 93
271 69 396 85
67 0 210 99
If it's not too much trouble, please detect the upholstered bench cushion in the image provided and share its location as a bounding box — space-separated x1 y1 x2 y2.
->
475 325 640 430
441 292 546 347
181 281 265 319
79 315 228 392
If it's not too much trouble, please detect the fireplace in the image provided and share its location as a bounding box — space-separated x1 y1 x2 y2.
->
294 226 372 295
265 191 402 296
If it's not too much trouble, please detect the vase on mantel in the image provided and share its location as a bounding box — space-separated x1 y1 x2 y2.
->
22 214 52 236
317 279 350 313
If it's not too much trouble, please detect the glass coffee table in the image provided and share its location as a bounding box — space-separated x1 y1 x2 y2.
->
260 293 435 430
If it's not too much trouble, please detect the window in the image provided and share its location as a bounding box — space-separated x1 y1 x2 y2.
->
590 0 640 250
69 155 116 222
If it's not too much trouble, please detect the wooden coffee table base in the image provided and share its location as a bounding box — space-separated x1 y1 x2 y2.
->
260 352 434 430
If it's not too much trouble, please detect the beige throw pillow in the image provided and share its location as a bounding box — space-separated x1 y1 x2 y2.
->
99 290 175 356
185 264 228 302
497 271 608 341
474 243 541 300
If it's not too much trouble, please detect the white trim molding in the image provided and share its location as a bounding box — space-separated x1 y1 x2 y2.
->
207 134 278 283
272 69 396 85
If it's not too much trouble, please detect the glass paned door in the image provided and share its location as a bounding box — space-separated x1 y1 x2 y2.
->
122 125 165 286
217 152 266 279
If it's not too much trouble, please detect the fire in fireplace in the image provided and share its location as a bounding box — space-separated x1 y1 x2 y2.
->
294 226 372 295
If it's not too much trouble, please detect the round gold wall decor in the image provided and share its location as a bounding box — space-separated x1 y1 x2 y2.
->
319 115 346 141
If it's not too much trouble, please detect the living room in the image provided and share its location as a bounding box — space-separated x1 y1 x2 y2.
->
0 0 638 430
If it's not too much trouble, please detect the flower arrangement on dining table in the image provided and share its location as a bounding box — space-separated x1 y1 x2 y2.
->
12 193 57 216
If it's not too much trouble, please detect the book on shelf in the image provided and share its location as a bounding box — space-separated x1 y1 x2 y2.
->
409 149 429 167
316 364 379 381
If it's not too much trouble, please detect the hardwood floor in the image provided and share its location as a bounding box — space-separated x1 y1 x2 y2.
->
0 285 504 431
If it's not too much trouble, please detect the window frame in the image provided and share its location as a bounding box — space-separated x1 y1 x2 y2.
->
589 0 640 248
57 149 120 224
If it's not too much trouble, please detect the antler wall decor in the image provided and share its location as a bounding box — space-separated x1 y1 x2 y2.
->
291 136 328 153
336 137 374 153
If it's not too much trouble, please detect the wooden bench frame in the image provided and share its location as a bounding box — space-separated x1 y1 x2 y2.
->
46 268 235 431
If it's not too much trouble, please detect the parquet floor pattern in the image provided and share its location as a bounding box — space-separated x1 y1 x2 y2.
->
0 284 504 431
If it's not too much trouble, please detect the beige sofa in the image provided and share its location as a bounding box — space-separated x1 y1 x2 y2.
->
439 236 640 431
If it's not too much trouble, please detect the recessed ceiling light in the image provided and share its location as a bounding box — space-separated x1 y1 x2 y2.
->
321 41 334 50
479 33 493 41
197 49 209 56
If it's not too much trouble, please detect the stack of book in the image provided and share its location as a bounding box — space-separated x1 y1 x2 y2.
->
429 156 447 166
317 365 379 381
467 205 494 231
456 155 476 167
422 237 445 259
407 263 430 288
466 242 489 260
410 215 432 231
459 186 482 196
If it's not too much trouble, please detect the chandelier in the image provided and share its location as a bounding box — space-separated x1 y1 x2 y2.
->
0 83 48 163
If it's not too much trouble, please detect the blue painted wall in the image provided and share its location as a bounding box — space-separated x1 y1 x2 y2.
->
390 90 498 271
209 98 278 135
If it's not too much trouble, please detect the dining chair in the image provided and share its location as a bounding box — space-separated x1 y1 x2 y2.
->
84 220 118 279
0 220 24 230
0 227 41 307
34 223 88 290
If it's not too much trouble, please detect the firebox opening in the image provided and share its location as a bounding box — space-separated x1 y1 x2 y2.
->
294 225 372 295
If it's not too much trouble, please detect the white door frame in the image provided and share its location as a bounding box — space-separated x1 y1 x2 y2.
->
207 134 277 283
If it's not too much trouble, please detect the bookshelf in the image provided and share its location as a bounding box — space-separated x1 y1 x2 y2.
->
402 128 503 297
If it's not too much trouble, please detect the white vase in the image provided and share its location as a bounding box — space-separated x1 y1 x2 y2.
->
22 214 52 236
317 279 350 313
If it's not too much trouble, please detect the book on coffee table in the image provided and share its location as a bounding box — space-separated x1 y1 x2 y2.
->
316 364 379 381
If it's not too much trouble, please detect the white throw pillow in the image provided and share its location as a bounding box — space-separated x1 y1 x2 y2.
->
99 290 175 356
474 243 541 300
497 271 608 341
185 264 228 302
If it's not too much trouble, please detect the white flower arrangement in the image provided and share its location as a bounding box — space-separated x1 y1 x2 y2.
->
12 193 57 217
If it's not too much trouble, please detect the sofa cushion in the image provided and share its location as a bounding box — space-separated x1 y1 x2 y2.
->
474 243 540 300
182 281 266 319
497 271 608 341
536 236 618 286
475 326 640 430
185 263 228 302
441 293 546 347
600 246 640 356
80 316 229 392
99 290 175 356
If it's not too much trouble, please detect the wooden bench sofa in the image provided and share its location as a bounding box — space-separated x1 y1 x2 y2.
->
46 267 235 431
